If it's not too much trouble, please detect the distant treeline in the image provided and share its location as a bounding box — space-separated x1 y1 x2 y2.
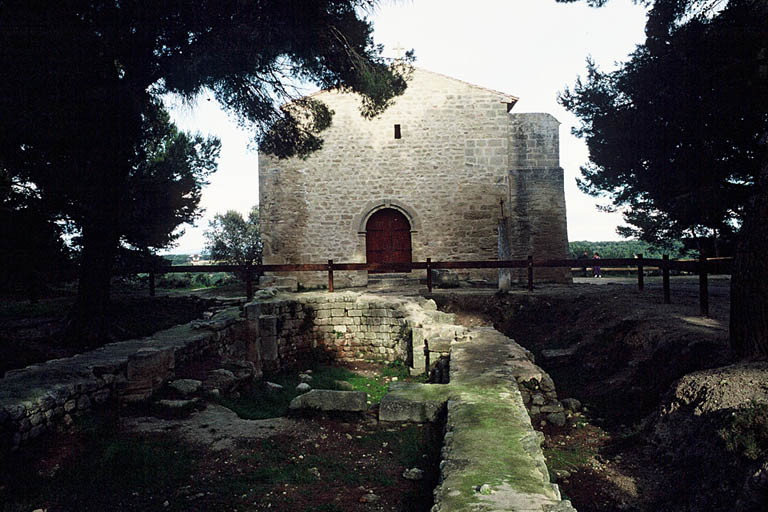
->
162 253 209 265
569 240 693 260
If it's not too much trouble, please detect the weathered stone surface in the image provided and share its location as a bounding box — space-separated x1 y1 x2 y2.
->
155 398 202 416
204 369 238 392
547 412 567 427
379 383 448 423
427 337 452 354
124 347 175 401
429 326 575 512
561 398 582 412
432 269 460 288
333 380 355 391
288 390 367 412
169 379 202 397
402 468 424 480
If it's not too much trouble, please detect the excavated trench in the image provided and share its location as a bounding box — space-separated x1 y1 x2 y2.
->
431 283 764 512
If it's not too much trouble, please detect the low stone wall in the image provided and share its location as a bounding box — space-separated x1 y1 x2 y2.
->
247 291 425 373
0 304 248 453
380 326 577 512
0 291 433 453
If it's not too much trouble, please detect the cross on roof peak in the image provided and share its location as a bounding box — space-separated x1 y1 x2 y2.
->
392 42 406 59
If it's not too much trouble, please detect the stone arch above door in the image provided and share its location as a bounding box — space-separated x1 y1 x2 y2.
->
354 200 421 235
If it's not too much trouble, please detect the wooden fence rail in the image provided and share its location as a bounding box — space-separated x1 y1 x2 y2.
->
144 255 732 317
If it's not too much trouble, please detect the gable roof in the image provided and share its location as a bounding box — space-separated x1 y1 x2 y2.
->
306 67 519 109
414 68 519 107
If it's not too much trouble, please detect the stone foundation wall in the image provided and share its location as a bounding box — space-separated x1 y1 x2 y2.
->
0 292 417 453
0 306 248 453
248 292 412 373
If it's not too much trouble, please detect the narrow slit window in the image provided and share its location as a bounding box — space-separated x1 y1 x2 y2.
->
394 124 401 139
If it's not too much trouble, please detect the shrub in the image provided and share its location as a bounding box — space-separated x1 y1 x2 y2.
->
719 401 768 460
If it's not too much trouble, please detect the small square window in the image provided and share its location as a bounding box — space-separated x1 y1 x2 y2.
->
394 124 401 139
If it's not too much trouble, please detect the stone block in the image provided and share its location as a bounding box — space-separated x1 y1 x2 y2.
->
427 337 452 354
288 390 368 412
259 315 278 337
260 335 279 362
5 404 26 421
77 395 91 410
124 347 175 401
244 302 262 330
379 384 447 423
92 388 111 404
169 379 202 397
425 310 456 324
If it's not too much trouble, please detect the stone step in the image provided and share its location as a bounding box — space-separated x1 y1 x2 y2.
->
367 273 421 289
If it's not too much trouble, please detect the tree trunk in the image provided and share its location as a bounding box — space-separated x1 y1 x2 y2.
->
730 155 768 359
66 219 121 346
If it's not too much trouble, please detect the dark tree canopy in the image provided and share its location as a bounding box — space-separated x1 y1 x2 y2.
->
0 0 410 340
557 0 768 357
559 0 767 253
121 103 221 254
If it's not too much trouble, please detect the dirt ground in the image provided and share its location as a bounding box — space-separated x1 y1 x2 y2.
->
1 403 442 512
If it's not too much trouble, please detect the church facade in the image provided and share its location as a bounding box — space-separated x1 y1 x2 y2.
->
258 68 570 288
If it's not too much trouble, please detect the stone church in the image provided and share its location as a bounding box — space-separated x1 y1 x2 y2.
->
259 68 570 288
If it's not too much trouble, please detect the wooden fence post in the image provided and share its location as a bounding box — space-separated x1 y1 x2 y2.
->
149 269 156 297
527 255 533 292
328 259 334 293
637 253 644 291
662 254 670 304
699 253 709 317
426 258 433 293
245 263 253 301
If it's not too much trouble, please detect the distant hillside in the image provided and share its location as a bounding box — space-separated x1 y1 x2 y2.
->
569 240 692 260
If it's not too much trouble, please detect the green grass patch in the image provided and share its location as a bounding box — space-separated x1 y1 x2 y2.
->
543 445 593 473
219 362 414 419
719 401 768 461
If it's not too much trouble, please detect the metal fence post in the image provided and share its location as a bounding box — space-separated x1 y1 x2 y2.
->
662 254 671 304
328 259 334 293
637 253 644 291
699 253 709 317
527 255 533 292
426 258 432 293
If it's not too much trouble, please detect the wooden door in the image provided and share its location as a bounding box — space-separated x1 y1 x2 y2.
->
366 209 412 272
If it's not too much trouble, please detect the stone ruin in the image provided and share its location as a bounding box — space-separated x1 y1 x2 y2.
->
1 290 577 511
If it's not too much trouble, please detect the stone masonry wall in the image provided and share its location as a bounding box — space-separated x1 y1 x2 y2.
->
248 292 412 374
260 69 517 288
505 113 571 283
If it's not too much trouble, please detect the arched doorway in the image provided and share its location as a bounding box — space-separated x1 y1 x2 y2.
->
366 208 412 272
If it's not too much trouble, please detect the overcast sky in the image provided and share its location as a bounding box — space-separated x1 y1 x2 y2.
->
167 0 649 254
